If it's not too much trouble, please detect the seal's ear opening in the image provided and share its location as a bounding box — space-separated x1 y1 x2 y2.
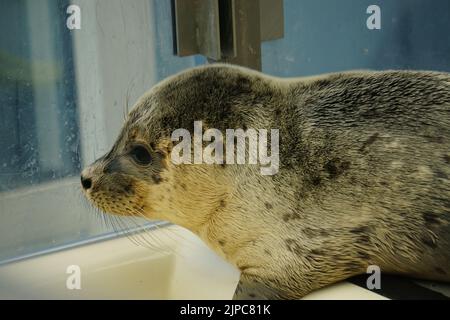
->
156 138 173 157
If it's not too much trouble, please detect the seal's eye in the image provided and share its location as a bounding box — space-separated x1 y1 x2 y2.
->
130 145 152 166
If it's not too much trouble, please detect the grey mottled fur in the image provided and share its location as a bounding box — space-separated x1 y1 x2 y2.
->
83 64 450 299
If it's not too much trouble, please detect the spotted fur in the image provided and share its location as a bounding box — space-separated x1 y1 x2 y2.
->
82 64 450 299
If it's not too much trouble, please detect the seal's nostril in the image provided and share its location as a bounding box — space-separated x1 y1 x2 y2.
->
81 175 92 190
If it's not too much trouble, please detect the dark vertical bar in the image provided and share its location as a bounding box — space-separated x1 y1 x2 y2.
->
170 0 178 55
218 0 236 58
216 0 262 70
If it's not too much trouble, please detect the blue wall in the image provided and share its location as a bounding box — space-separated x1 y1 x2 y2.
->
262 0 450 76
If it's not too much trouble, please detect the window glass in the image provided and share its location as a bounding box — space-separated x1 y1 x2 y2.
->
0 0 80 192
0 0 202 263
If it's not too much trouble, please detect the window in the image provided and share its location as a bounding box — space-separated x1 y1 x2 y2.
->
0 0 203 263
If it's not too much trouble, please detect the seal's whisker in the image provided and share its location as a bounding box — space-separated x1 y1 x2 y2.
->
111 215 148 249
124 78 135 118
110 214 143 246
112 209 169 253
127 208 178 255
127 221 164 251
129 212 173 252
97 209 109 230
100 210 109 230
153 222 200 253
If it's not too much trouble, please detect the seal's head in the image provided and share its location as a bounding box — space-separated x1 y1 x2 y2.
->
80 64 270 231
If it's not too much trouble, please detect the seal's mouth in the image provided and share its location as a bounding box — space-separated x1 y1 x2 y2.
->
80 163 150 218
87 188 148 218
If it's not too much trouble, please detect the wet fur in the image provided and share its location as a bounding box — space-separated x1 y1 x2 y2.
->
82 64 450 299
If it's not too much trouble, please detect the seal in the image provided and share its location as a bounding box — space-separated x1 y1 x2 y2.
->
81 64 450 299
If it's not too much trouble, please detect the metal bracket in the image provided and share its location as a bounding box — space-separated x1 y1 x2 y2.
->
172 0 284 70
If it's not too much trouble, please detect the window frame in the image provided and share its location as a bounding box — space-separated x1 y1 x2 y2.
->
0 0 165 264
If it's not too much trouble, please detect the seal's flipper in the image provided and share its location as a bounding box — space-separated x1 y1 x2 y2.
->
233 275 291 300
